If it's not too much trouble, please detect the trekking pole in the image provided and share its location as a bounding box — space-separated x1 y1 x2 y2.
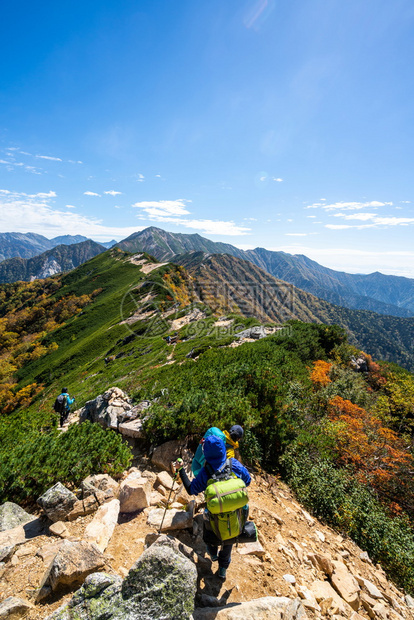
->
158 458 183 534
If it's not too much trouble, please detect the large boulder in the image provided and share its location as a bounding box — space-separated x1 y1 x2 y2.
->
330 560 360 611
81 474 120 498
45 573 122 620
0 502 33 533
37 482 77 522
37 539 106 600
0 596 33 619
83 499 120 552
79 387 142 430
146 504 194 532
0 517 46 549
45 541 197 620
151 440 193 473
118 418 145 439
119 478 151 513
193 597 307 619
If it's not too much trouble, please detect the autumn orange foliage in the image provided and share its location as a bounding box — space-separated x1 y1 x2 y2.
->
328 395 413 510
310 360 332 388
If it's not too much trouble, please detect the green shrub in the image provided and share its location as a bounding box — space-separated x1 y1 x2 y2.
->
282 447 414 593
0 421 132 503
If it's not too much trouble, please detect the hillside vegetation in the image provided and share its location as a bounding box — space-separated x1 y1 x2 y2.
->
1 249 414 593
177 251 414 371
117 226 414 317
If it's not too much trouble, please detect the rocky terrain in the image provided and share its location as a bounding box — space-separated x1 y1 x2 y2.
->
1 389 414 620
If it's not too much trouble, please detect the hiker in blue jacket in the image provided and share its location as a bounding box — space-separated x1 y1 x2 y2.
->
174 435 251 580
54 388 75 427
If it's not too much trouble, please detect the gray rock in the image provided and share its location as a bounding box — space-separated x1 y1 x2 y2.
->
118 418 145 439
235 325 267 340
37 539 106 599
146 506 194 531
79 387 140 430
0 517 45 549
0 596 33 619
45 541 197 620
406 594 414 608
151 440 193 473
37 482 77 522
193 597 306 619
45 573 122 620
0 545 16 563
81 474 120 498
0 502 33 532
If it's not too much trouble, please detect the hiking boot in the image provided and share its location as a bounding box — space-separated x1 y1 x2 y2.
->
206 545 218 562
218 567 227 580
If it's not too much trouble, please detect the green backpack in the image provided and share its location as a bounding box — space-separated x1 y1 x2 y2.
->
204 459 249 542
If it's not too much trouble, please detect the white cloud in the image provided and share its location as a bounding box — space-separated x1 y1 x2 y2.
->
25 166 42 175
307 215 317 218
155 174 161 178
0 190 140 242
132 198 250 236
332 212 377 221
104 190 122 196
327 212 414 229
135 173 145 182
36 154 62 162
133 199 191 218
272 177 283 182
306 200 393 211
401 200 411 204
325 224 352 229
268 244 414 278
32 191 56 198
285 233 308 236
65 204 76 209
84 191 101 197
170 218 250 236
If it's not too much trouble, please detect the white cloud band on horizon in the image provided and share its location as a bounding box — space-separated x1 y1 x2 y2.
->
263 244 414 278
133 199 250 235
0 190 140 242
306 200 393 211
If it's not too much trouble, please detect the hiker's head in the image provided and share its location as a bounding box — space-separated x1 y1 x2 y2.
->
203 435 226 469
229 425 244 442
61 387 68 394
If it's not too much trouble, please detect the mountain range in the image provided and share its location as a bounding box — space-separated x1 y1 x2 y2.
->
1 226 414 319
0 232 115 262
118 227 414 317
0 240 106 284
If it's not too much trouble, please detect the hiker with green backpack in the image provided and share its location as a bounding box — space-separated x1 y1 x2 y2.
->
174 434 251 580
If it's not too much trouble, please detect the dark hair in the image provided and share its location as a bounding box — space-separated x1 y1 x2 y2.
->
62 388 68 393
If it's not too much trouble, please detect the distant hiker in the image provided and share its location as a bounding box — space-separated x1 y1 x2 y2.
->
191 425 244 476
174 435 251 580
53 388 75 427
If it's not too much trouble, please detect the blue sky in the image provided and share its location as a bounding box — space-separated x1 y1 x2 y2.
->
1 0 414 276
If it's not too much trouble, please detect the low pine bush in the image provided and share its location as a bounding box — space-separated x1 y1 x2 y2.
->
0 421 132 503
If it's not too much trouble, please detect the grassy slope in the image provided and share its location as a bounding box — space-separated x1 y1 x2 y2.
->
14 250 261 422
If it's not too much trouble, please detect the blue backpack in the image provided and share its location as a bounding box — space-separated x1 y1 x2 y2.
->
191 427 226 476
